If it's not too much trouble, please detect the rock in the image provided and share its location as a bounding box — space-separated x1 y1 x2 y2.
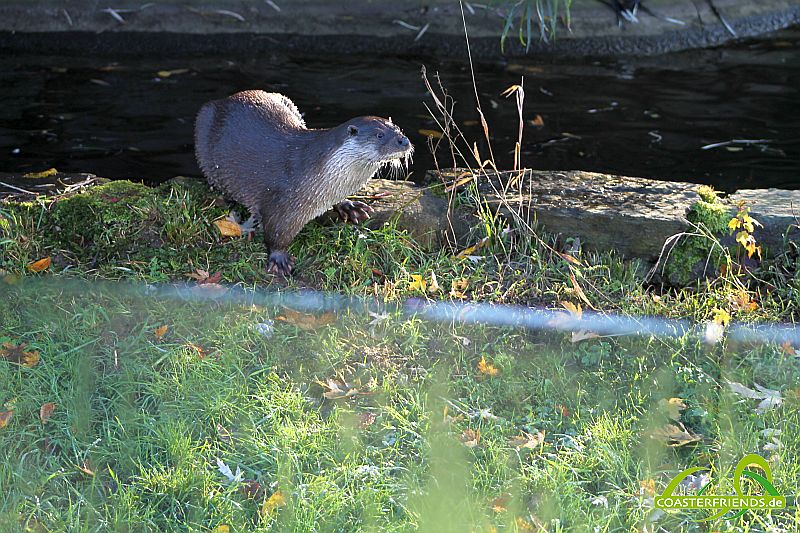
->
439 169 700 262
319 178 472 250
727 188 800 255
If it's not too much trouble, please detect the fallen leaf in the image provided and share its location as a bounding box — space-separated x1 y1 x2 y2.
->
0 410 12 429
726 380 783 413
561 301 582 319
460 428 481 447
0 342 41 367
515 517 536 532
658 398 686 422
39 402 56 424
509 430 545 450
530 114 545 127
27 257 52 272
779 341 796 357
261 491 287 516
157 68 190 78
276 308 336 330
640 478 657 497
217 458 242 483
490 494 510 513
77 461 95 476
318 378 360 400
712 308 731 326
241 480 263 499
359 412 377 428
477 356 500 377
216 423 232 442
428 271 440 294
732 291 758 312
212 526 231 533
408 274 427 292
23 168 58 179
569 272 595 310
450 278 469 299
455 237 489 259
650 423 702 446
154 325 168 340
214 218 242 237
555 404 571 417
418 129 443 139
558 252 582 266
570 330 599 343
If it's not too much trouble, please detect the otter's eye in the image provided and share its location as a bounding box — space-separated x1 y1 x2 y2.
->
348 125 359 136
376 132 384 139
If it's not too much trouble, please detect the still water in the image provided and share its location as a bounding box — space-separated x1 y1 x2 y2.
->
1 28 798 191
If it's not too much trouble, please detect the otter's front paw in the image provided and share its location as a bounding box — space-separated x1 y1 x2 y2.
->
334 200 374 224
267 251 296 276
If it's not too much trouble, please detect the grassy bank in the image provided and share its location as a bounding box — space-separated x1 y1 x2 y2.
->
1 178 799 531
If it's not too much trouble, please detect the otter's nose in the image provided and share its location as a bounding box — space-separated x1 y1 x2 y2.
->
397 135 410 148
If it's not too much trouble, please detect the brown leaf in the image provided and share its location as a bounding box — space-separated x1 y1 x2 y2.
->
649 423 702 446
39 402 56 424
318 378 360 400
27 257 52 272
359 412 377 429
640 478 656 497
460 428 481 447
154 325 168 340
0 342 41 367
418 129 443 139
530 114 545 127
569 272 595 310
509 430 546 450
277 308 336 330
216 423 232 442
77 461 95 476
241 480 263 499
450 278 469 299
490 494 510 513
780 341 796 357
214 218 242 237
0 410 12 429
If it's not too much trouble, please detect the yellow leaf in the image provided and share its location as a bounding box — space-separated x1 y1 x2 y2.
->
27 257 52 272
477 356 499 377
214 218 242 237
657 398 686 421
154 325 168 340
408 274 427 292
39 402 56 424
0 342 40 367
212 526 231 533
23 168 58 179
500 84 522 97
515 517 536 532
418 129 443 139
727 217 741 231
712 308 731 326
649 423 702 446
0 410 12 429
639 478 657 497
561 301 582 320
261 491 287 517
157 68 190 78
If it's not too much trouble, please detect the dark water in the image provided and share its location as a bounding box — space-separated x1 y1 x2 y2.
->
1 29 798 192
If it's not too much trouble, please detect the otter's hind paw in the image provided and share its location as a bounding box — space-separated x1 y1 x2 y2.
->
267 251 296 276
334 200 374 224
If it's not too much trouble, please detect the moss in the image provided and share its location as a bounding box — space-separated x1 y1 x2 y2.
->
664 186 734 285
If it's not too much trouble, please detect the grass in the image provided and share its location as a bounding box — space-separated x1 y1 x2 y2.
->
1 173 800 531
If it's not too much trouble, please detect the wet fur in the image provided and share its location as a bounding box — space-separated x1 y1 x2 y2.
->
195 90 412 258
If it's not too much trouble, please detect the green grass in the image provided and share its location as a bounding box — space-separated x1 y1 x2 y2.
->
2 178 800 531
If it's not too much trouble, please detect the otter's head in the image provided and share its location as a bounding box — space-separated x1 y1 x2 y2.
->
342 116 413 173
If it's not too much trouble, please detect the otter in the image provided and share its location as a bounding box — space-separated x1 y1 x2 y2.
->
194 90 413 275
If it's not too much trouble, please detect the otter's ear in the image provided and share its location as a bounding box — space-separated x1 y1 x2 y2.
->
348 125 359 136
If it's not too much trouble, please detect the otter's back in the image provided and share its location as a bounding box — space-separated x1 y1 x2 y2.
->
194 90 307 206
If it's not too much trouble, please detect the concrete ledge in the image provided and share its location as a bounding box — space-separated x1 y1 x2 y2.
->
0 0 798 58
